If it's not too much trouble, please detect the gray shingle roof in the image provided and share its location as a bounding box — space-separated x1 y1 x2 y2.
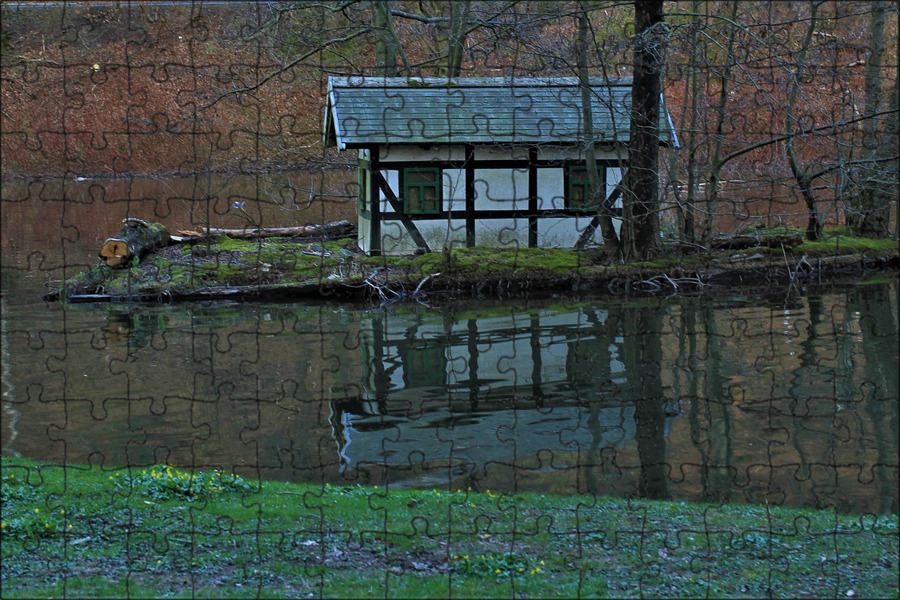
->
324 76 678 150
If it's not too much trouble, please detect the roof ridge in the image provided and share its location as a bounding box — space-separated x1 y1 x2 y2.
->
328 75 633 88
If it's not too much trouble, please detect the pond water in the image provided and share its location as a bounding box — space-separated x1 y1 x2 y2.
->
2 172 898 516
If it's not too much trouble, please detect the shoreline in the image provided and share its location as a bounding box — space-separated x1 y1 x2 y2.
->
45 242 899 305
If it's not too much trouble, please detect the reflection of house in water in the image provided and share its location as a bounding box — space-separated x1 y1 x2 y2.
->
330 307 661 493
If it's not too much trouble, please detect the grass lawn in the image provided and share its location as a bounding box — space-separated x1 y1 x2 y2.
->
2 456 897 598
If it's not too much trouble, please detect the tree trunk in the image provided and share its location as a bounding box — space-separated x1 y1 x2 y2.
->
577 1 620 255
99 219 170 268
701 1 739 244
676 0 703 243
622 0 664 260
373 1 408 76
890 65 900 241
785 1 822 241
446 0 471 78
850 0 893 237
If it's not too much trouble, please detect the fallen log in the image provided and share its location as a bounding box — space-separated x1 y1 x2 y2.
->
99 218 171 268
710 234 802 250
172 220 355 242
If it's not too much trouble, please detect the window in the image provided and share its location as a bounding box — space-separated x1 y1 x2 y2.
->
400 338 447 387
403 168 441 214
567 164 606 212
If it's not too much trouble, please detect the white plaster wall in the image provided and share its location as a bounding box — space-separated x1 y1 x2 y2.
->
378 215 618 254
379 170 399 213
537 167 565 210
474 218 528 247
536 146 625 162
442 169 465 213
378 219 468 254
358 212 372 252
538 216 607 247
377 220 414 254
607 167 623 206
473 168 529 210
380 145 466 162
473 147 528 161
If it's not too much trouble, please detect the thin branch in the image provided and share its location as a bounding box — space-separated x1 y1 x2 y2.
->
195 29 368 113
719 108 899 167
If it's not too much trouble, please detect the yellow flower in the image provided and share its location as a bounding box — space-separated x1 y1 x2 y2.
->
92 63 100 71
34 508 39 514
1 521 7 528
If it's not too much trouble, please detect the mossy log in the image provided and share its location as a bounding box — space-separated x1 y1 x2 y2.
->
173 220 355 241
710 234 802 250
99 218 170 268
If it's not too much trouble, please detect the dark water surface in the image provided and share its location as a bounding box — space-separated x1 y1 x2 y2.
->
2 282 897 515
2 174 898 515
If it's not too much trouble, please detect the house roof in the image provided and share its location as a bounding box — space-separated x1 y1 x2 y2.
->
323 76 679 150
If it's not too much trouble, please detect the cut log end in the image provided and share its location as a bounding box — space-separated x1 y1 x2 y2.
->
100 239 130 267
98 221 170 268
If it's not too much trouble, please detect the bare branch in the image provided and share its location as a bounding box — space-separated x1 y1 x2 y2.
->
195 29 368 113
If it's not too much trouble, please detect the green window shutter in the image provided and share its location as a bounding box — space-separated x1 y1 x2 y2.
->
358 160 370 211
403 168 441 214
567 164 606 212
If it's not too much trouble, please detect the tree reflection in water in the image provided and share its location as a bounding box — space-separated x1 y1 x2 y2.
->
2 287 897 515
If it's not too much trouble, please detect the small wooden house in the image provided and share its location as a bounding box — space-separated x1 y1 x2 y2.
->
323 76 678 255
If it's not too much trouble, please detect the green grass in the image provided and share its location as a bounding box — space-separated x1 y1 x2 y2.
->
794 227 899 257
2 457 897 599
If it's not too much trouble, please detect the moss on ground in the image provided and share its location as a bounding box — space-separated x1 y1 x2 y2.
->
50 229 898 303
797 230 898 257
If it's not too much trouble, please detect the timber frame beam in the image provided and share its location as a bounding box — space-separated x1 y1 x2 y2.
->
372 172 431 253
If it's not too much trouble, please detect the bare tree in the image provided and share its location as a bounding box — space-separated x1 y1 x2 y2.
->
784 1 824 241
849 0 896 237
621 0 665 260
667 0 704 244
699 1 739 244
373 1 409 76
576 0 620 255
446 0 472 77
